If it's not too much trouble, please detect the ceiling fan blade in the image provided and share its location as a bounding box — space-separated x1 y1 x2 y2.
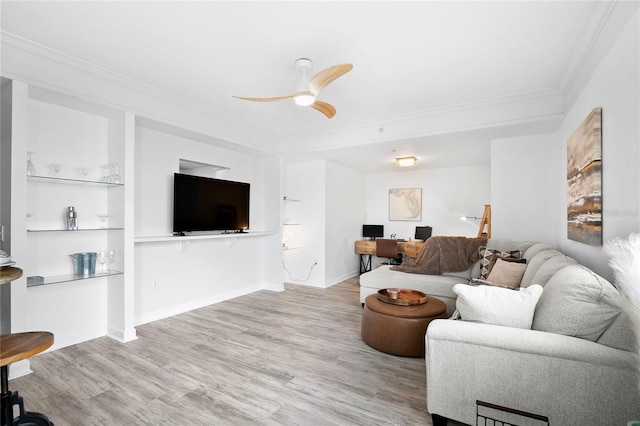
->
309 100 336 119
232 94 296 102
309 63 353 95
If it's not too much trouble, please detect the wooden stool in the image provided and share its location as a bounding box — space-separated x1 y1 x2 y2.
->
1 332 54 425
361 294 447 357
1 267 55 425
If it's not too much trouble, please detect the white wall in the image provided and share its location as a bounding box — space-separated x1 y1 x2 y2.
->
553 8 639 279
490 133 558 243
283 159 365 287
282 160 326 287
134 125 280 324
325 161 365 284
489 8 639 280
365 165 491 241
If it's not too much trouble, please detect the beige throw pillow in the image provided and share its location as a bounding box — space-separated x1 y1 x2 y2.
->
486 258 527 288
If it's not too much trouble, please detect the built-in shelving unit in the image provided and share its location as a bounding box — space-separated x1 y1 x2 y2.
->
282 195 302 250
6 81 136 348
26 270 124 287
27 228 124 232
27 175 124 187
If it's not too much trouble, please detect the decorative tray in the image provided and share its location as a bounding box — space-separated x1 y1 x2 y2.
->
377 288 428 305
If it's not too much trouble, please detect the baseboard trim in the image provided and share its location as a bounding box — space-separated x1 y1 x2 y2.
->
134 283 263 326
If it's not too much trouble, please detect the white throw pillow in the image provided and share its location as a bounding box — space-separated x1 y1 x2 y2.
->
453 283 544 329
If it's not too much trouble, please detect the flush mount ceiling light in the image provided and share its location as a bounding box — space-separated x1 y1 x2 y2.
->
396 156 417 167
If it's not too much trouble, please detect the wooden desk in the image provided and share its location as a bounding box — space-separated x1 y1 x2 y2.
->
355 240 424 274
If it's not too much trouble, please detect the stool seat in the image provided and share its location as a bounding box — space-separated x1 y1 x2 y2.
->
1 332 54 426
361 293 447 357
1 332 54 367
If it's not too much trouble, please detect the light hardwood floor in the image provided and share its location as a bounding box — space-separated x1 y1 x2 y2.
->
10 277 436 425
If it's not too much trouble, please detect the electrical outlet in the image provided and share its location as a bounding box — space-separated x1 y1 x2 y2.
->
153 281 158 288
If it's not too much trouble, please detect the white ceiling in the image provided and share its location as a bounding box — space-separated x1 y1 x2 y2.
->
0 1 621 172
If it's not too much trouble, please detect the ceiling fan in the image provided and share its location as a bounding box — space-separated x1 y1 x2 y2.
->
233 58 353 119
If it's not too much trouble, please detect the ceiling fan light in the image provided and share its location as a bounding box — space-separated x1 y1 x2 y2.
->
294 94 316 106
396 156 417 167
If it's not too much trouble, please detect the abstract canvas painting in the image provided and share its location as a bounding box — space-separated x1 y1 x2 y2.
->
567 108 602 245
389 188 422 221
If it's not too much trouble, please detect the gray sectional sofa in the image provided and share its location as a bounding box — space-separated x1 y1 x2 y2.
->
359 239 541 315
359 239 640 425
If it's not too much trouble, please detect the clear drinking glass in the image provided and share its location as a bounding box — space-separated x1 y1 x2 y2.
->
97 214 109 229
97 251 108 274
27 151 36 176
78 167 90 180
49 163 62 176
106 249 116 272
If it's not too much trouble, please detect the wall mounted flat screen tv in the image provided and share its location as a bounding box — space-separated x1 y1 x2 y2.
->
173 173 250 234
362 224 384 240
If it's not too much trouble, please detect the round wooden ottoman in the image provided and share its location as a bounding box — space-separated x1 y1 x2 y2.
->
361 293 447 357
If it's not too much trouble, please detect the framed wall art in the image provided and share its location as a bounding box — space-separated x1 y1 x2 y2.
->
389 188 422 221
567 107 602 246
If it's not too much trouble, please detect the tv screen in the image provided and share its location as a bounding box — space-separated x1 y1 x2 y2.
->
362 224 384 239
173 173 250 234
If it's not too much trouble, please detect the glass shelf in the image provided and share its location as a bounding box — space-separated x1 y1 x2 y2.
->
27 227 124 233
282 223 301 226
26 270 123 287
282 196 301 202
27 175 124 187
282 246 301 251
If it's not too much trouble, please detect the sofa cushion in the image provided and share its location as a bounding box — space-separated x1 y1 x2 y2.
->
486 258 527 288
529 254 577 287
521 250 565 287
359 265 464 300
596 311 636 351
522 242 555 260
532 265 623 342
478 247 523 280
453 283 543 329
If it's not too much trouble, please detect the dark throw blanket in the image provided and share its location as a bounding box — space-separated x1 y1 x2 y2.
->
390 236 488 275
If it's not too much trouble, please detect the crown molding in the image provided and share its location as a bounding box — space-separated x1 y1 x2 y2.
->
0 31 216 115
0 30 280 155
1 0 629 158
554 0 618 96
278 89 566 153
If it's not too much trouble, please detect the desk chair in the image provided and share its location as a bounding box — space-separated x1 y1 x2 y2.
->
415 226 433 241
376 239 399 265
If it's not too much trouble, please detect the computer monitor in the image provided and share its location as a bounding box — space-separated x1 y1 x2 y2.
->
362 224 384 240
415 226 432 241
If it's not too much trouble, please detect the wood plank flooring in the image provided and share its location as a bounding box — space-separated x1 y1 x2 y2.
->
10 277 436 425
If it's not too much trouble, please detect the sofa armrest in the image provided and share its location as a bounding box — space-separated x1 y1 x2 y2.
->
425 319 640 425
